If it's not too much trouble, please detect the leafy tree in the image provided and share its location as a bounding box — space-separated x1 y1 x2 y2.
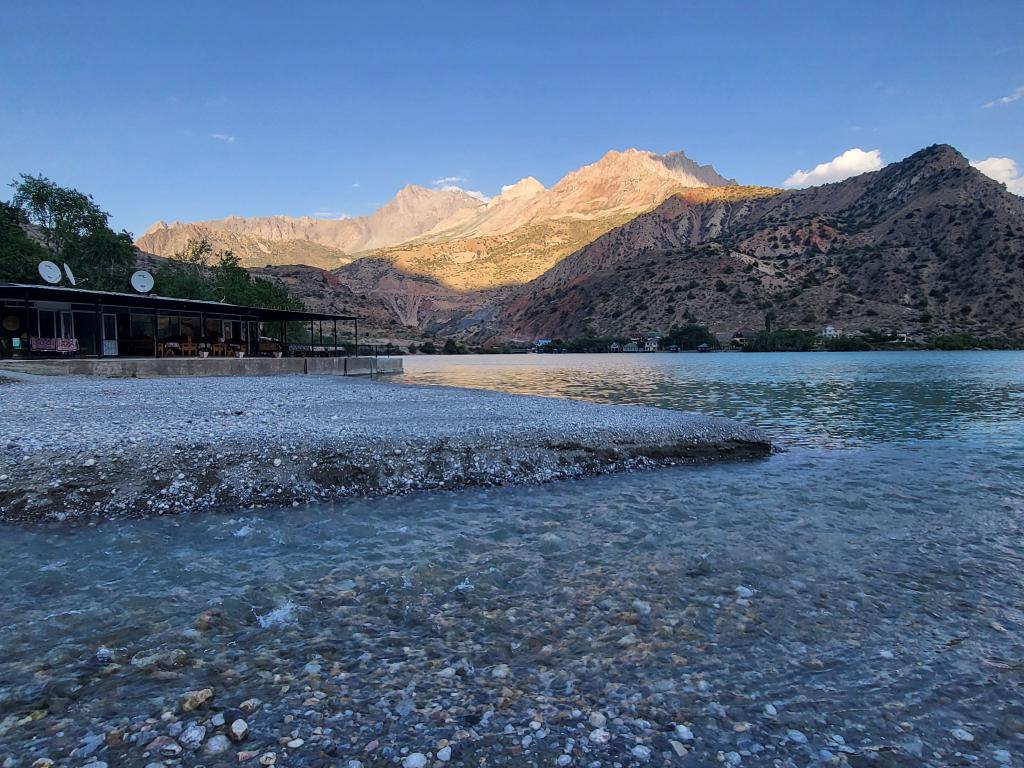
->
744 329 818 352
7 174 136 290
442 338 461 354
420 340 437 354
662 323 719 350
0 201 48 282
155 238 301 310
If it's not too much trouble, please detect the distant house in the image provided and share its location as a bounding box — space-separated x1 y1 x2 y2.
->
609 341 623 352
623 341 640 353
534 338 552 348
643 333 661 352
731 330 758 348
818 325 842 339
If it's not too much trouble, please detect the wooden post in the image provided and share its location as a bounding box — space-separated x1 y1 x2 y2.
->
95 302 103 359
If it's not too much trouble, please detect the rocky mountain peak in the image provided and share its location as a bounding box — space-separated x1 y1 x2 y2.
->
655 149 737 186
497 177 545 200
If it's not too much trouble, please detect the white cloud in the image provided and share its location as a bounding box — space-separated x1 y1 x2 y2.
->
440 185 489 202
351 182 360 188
209 133 236 143
971 156 1024 194
311 210 351 219
432 175 467 185
784 148 884 187
983 85 1024 108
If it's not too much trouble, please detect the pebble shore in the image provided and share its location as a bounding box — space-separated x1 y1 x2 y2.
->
0 373 770 522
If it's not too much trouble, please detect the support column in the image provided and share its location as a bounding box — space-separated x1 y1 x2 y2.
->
95 302 103 359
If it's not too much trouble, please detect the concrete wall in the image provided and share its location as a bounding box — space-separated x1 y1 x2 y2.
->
0 356 402 379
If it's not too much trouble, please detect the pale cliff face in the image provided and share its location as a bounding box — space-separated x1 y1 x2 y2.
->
135 146 740 294
135 185 484 264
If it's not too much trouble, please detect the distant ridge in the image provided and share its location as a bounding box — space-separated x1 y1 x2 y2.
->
136 185 484 268
492 144 1024 341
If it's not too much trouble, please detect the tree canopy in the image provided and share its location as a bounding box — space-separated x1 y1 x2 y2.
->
5 174 136 291
155 237 302 310
1 175 303 311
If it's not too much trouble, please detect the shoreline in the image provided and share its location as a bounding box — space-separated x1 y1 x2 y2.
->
0 373 771 522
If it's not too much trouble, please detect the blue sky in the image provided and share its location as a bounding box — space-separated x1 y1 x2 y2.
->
1 0 1022 236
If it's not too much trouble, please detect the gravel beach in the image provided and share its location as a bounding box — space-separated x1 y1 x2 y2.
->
0 373 770 521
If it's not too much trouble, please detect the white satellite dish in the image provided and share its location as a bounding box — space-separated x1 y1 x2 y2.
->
38 261 62 284
131 270 155 294
63 263 77 286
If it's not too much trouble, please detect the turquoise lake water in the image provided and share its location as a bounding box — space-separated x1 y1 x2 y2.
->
2 351 1023 765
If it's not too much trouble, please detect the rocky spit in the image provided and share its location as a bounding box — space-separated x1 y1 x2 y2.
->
0 373 770 522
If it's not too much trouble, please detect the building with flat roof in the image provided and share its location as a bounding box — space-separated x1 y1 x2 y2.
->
0 283 361 360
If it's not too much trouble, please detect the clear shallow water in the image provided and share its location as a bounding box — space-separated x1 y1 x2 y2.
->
2 352 1024 766
398 351 1024 449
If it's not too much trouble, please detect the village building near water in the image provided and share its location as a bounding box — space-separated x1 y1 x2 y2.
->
0 282 401 376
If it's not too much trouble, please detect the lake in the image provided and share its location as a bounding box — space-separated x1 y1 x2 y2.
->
2 351 1023 766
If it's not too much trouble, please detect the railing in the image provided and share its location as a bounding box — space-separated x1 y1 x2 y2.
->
282 343 395 358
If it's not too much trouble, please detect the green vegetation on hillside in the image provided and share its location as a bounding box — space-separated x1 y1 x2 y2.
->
662 323 720 350
0 201 49 282
743 329 818 352
1 174 304 311
928 333 1019 350
156 238 302 310
2 174 136 290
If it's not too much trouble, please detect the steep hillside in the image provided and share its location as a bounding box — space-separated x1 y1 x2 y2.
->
497 145 1024 341
250 264 424 343
344 149 740 295
136 185 483 267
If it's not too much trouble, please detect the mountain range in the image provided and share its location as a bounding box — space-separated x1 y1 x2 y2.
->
136 144 1024 343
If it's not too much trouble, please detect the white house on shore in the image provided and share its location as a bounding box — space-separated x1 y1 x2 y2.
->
819 325 843 339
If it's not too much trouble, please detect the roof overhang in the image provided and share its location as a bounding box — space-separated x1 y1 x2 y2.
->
0 283 360 323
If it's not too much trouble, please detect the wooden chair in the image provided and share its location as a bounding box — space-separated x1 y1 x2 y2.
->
181 340 198 356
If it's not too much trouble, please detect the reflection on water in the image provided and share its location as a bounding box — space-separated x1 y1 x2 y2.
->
398 351 1024 448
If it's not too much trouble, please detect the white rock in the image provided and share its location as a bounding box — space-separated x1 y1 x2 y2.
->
787 729 808 744
273 458 282 467
403 753 428 768
437 746 452 762
179 723 206 749
632 599 652 616
229 718 249 742
588 728 610 744
674 724 694 741
764 703 778 717
736 586 754 599
630 745 651 761
588 712 607 728
205 735 230 754
951 727 974 742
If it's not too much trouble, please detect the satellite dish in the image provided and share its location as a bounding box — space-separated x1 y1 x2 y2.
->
38 261 62 284
131 270 154 294
63 263 77 286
